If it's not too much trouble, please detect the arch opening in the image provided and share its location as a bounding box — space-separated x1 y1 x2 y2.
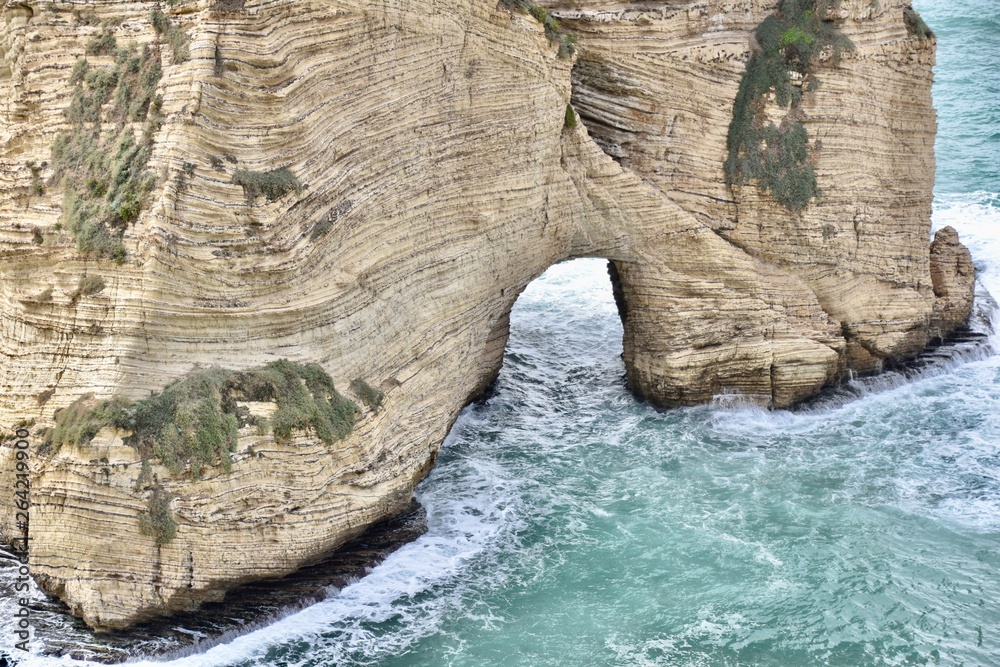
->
467 257 628 416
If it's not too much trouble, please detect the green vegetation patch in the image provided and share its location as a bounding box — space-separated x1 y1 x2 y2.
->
724 0 854 212
151 9 190 64
86 29 117 56
232 360 359 444
350 378 384 413
903 7 933 39
121 367 240 477
41 394 131 454
71 274 106 301
138 486 177 545
564 103 577 130
41 361 359 478
500 0 577 59
26 161 45 196
232 167 301 205
52 29 165 261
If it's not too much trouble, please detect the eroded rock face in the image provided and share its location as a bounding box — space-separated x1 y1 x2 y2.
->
550 0 946 374
0 0 974 629
929 225 976 338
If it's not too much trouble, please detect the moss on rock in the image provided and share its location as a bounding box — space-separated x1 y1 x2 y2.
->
42 361 359 478
724 0 853 212
52 29 165 261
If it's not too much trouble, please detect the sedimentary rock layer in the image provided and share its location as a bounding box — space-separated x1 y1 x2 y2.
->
550 0 959 373
0 0 974 629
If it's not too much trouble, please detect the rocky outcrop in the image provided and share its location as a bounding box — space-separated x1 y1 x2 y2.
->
549 0 947 375
929 225 976 338
0 0 975 629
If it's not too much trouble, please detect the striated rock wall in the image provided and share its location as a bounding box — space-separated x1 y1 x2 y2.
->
0 0 974 629
547 0 962 375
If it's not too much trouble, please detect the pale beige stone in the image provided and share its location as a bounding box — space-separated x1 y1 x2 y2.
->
550 0 948 373
0 0 975 629
929 225 976 339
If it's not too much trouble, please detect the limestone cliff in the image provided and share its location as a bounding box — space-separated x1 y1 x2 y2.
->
0 0 974 630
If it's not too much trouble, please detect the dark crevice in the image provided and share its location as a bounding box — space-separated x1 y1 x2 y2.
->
607 260 629 325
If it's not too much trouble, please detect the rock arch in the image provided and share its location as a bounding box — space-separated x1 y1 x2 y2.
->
0 0 971 629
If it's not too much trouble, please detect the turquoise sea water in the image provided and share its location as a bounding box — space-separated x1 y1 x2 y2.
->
7 1 1000 665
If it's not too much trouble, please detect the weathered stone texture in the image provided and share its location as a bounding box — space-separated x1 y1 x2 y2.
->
0 0 975 629
550 0 945 373
929 225 976 339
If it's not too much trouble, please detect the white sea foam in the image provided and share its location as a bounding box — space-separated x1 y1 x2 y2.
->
10 435 524 667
